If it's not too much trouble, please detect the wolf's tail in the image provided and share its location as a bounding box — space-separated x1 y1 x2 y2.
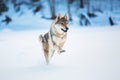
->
39 34 43 42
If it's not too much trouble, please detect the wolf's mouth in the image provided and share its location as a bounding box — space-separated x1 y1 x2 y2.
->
61 27 69 32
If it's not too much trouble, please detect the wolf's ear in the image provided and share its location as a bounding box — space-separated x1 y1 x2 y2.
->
64 13 68 20
55 13 61 21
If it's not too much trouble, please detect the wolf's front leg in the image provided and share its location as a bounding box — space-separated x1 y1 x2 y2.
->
57 47 66 54
57 42 66 54
60 50 66 53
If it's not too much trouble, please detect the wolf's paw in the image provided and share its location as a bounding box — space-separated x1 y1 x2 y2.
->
60 50 66 53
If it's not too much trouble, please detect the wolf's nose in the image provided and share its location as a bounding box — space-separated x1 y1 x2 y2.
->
66 27 69 30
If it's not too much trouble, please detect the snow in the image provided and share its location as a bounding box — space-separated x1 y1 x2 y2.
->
0 0 120 79
0 26 120 80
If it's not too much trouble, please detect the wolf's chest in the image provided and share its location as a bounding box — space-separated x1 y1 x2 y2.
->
52 36 66 46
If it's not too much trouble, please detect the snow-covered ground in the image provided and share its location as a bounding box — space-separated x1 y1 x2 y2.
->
0 26 120 80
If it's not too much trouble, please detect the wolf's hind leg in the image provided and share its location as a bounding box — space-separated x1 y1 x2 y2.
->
50 49 55 58
44 51 49 64
44 48 55 64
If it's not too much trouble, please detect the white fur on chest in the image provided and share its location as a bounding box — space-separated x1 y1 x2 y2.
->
52 35 66 46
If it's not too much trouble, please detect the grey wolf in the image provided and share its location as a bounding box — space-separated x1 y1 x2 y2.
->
39 14 69 64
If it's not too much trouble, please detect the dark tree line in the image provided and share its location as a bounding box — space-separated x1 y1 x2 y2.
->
0 0 117 26
0 0 43 24
0 0 74 20
0 0 9 15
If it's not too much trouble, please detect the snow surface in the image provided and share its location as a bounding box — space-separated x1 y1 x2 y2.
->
0 26 120 80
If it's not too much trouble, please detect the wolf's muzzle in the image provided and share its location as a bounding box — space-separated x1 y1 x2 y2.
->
61 27 69 32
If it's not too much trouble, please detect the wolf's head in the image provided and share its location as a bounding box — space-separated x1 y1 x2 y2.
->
53 14 69 34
